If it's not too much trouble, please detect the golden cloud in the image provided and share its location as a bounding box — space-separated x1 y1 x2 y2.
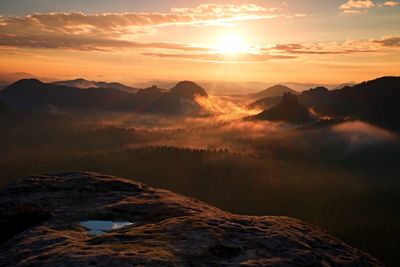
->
383 1 400 6
0 3 291 51
340 0 375 13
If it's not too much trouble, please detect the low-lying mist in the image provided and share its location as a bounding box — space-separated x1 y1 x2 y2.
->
0 95 399 265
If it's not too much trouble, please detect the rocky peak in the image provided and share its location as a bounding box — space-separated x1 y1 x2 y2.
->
281 92 299 105
0 172 382 266
250 93 314 124
170 81 208 98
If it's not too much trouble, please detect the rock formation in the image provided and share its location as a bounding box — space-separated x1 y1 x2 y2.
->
249 93 314 124
0 172 382 266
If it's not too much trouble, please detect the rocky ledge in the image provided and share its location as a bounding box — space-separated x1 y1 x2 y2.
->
0 172 382 266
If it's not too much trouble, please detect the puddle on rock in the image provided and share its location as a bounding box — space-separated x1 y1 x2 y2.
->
80 220 133 236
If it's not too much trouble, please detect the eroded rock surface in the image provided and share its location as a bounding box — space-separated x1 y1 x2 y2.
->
0 172 382 266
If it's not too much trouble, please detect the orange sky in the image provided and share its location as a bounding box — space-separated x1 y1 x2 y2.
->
0 1 399 85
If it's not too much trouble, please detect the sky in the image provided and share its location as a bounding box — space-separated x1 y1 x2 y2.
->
0 0 399 85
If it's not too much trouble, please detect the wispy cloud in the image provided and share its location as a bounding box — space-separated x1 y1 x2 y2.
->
0 4 282 35
0 3 297 52
142 36 400 62
340 0 400 13
0 33 210 52
0 3 398 63
383 1 400 6
141 52 296 63
266 36 400 56
340 0 375 13
269 40 378 55
170 4 279 20
372 36 400 47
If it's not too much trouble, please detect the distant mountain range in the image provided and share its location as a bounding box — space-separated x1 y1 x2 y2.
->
1 76 399 131
0 72 352 94
0 79 207 115
52 78 139 93
249 77 400 132
135 80 346 95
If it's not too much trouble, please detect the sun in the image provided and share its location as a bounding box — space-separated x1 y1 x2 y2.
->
216 34 247 55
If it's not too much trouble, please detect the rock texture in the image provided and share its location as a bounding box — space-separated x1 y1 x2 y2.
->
0 172 382 266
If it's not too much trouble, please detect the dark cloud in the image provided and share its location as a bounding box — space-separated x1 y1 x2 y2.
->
0 33 210 52
269 42 377 55
372 36 400 47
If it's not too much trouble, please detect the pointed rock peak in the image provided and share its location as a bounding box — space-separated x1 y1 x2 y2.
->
281 93 299 105
312 86 329 91
250 92 313 124
146 85 160 90
303 86 330 95
136 85 164 96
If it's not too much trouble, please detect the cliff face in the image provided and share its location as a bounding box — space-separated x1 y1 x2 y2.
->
0 172 382 266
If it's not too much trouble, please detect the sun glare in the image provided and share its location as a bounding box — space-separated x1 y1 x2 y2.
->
216 34 247 55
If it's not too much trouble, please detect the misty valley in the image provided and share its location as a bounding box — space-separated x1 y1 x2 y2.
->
2 1 400 265
0 77 399 265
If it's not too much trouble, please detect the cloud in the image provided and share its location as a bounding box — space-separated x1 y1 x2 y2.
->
0 4 283 37
383 1 400 6
371 36 400 47
0 3 294 52
266 36 400 56
0 33 210 52
267 40 379 55
340 0 400 12
339 0 375 13
141 51 296 62
0 2 397 63
171 3 277 18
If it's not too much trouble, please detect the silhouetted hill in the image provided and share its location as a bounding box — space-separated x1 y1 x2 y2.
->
140 81 208 114
247 96 281 110
169 81 208 98
113 85 165 112
0 79 128 111
248 77 400 131
0 172 382 266
250 85 298 99
137 82 207 114
0 79 207 115
249 93 314 123
297 77 400 131
52 78 139 93
334 82 356 90
248 86 330 111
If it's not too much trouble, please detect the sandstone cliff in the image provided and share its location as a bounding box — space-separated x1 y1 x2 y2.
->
0 172 382 266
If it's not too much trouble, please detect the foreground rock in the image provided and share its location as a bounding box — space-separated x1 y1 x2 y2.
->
0 172 382 266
